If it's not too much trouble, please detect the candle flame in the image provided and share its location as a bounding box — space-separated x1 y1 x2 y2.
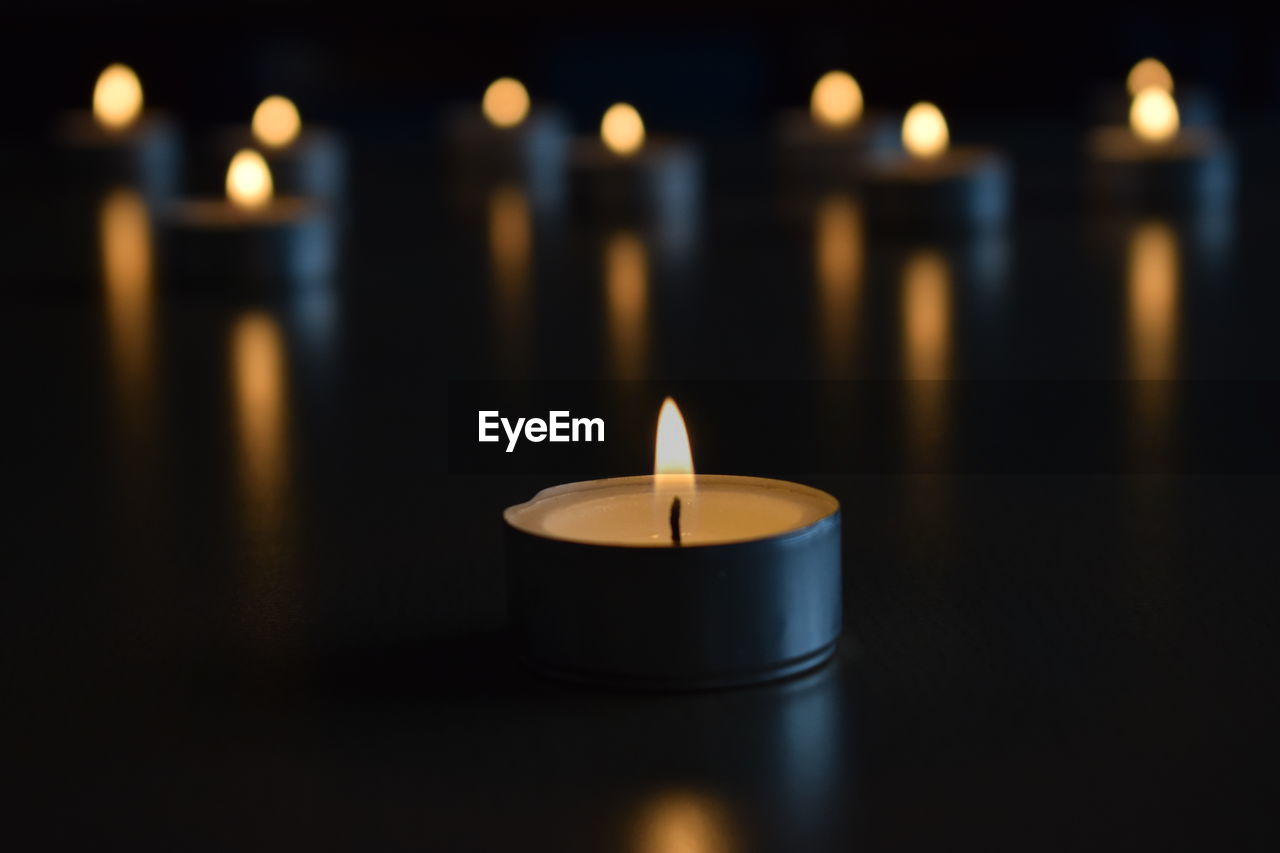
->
252 95 301 148
483 77 531 129
226 149 274 211
903 101 948 160
601 102 645 157
1127 58 1174 97
810 70 864 130
654 397 694 479
1130 86 1179 144
93 63 143 131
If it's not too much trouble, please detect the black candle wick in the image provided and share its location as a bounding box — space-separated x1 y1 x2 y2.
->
670 496 682 547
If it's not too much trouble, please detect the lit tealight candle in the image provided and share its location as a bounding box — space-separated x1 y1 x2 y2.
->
504 397 841 689
202 95 345 200
444 76 569 207
1088 64 1233 209
57 63 179 197
165 149 336 285
568 102 701 226
776 70 898 184
861 101 1010 231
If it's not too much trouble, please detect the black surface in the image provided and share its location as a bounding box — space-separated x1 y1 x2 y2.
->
5 112 1280 850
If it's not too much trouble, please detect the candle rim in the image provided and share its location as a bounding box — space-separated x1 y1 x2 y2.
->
504 473 840 550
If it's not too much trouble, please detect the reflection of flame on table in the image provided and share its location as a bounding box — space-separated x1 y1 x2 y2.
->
230 311 297 654
101 187 155 438
1127 220 1180 462
902 249 952 471
813 194 863 376
487 185 533 374
631 790 736 853
604 230 650 379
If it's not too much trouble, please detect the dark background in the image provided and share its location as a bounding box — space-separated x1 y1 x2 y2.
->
5 6 1280 851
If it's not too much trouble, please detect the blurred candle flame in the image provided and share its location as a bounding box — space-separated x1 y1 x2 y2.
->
226 149 273 210
252 95 301 148
602 102 645 157
810 70 864 130
903 102 948 160
604 230 650 379
93 63 143 131
1127 58 1174 96
482 77 531 129
1130 87 1179 144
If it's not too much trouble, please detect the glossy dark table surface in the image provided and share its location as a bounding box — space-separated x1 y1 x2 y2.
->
5 123 1279 850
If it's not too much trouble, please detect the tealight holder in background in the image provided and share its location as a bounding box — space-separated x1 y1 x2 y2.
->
1092 58 1220 132
56 64 180 199
1087 77 1233 210
568 103 702 259
163 150 336 288
443 77 570 211
861 102 1011 232
197 96 345 200
775 71 899 187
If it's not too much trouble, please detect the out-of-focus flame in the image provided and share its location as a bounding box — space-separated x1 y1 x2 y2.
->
655 397 694 482
1127 58 1174 97
226 149 273 210
810 70 864 130
602 103 645 157
93 63 143 131
483 77 531 129
1130 87 1179 144
604 230 649 379
252 95 301 148
903 102 948 160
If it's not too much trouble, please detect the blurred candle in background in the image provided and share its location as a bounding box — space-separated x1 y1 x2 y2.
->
603 229 650 380
813 194 864 376
58 63 180 198
487 185 534 376
776 70 897 186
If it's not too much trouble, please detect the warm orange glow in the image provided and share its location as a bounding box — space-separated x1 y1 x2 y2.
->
604 230 649 379
814 194 863 374
482 77 531 129
1130 87 1179 144
810 70 864 130
903 101 948 160
602 103 645 157
632 791 734 853
232 311 289 502
1128 221 1179 379
226 149 273 210
93 63 143 131
488 186 533 372
100 188 154 418
1127 58 1174 97
902 249 951 380
252 95 302 148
